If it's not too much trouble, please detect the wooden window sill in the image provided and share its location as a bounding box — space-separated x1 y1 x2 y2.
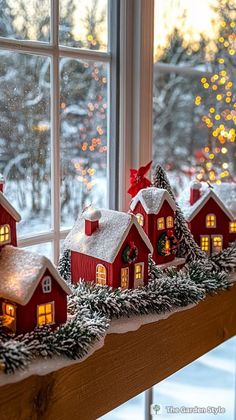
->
0 283 236 419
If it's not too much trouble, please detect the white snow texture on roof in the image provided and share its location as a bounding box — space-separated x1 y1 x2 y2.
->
179 182 236 221
130 187 176 214
0 246 71 305
64 208 153 263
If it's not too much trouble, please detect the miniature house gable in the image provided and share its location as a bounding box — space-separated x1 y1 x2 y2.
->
0 179 21 249
130 187 178 265
0 246 71 334
64 208 153 289
179 182 236 255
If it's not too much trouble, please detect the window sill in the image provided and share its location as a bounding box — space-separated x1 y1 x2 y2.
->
0 282 236 418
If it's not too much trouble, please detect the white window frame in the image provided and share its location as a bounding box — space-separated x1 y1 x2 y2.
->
96 264 107 286
0 0 119 264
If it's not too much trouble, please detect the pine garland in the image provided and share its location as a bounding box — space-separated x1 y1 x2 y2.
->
0 249 233 374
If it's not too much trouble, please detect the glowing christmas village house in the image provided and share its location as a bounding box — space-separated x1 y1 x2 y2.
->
0 246 71 335
0 175 70 334
64 208 153 289
130 187 178 265
179 181 236 255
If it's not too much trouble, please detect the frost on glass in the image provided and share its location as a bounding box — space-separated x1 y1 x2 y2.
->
59 0 108 51
60 58 108 228
0 51 51 235
153 0 236 196
0 0 50 41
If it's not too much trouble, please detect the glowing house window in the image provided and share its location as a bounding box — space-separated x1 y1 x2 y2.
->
0 224 10 244
206 214 216 228
37 302 54 326
3 303 15 318
96 264 106 285
157 217 165 230
121 267 129 289
134 263 144 281
166 216 174 228
229 222 236 233
212 236 223 254
136 213 144 226
201 236 209 253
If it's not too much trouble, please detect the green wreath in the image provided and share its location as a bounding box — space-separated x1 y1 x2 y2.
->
122 242 138 264
157 231 178 257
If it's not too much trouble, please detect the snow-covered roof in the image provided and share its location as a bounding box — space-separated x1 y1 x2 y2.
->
179 182 236 222
0 246 71 305
130 187 176 214
0 191 21 222
64 208 153 263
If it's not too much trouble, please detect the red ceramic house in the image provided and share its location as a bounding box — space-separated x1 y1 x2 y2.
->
130 187 178 265
179 181 236 255
0 176 21 250
64 208 153 289
0 246 71 335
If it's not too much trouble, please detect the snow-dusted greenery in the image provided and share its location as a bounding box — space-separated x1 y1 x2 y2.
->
0 252 234 374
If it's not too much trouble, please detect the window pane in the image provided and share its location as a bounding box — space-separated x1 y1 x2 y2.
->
0 0 50 41
0 51 51 235
23 242 52 259
153 0 236 195
60 58 108 228
153 337 236 419
59 0 108 51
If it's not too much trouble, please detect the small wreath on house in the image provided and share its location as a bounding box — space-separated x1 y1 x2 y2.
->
157 231 178 257
122 241 138 264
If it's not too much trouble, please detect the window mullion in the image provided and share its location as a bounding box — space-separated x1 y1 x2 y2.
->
51 0 61 264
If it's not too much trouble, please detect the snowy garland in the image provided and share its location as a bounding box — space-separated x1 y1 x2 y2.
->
0 249 234 375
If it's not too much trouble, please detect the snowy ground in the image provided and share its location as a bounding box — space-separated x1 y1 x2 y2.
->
101 336 236 420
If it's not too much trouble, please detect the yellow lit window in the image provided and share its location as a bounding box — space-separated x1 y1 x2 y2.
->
2 303 15 318
134 263 143 281
166 216 174 228
121 267 129 289
0 224 10 244
96 264 106 285
201 236 209 252
136 213 144 226
37 302 54 326
206 214 216 228
157 217 165 230
212 236 223 253
229 221 236 233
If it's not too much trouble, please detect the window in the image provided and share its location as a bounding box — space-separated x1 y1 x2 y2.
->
229 221 236 232
166 216 173 228
136 213 144 226
157 217 165 230
2 303 15 318
134 263 143 281
201 236 210 253
96 264 107 286
37 302 54 326
0 224 10 244
153 0 236 195
212 235 223 254
134 263 144 288
0 1 118 264
42 276 52 293
206 214 216 228
121 267 129 289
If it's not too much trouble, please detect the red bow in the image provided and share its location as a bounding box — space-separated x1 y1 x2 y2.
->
128 161 152 197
